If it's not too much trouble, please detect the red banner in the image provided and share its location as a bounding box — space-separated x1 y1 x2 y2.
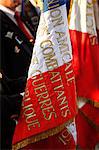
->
80 103 99 129
70 30 99 106
69 0 99 106
76 110 99 149
12 63 77 149
23 125 76 150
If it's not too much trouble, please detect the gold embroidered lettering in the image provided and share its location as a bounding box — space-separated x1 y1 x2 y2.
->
58 129 71 145
33 71 57 120
28 119 40 130
42 105 57 120
40 40 53 48
48 0 59 9
50 8 64 27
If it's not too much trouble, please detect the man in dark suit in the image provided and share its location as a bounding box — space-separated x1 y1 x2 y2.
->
0 0 33 149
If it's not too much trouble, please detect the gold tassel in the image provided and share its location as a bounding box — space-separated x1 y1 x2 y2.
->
12 119 74 150
68 0 73 25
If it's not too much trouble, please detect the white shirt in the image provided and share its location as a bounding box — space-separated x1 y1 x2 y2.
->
0 4 17 25
0 4 33 37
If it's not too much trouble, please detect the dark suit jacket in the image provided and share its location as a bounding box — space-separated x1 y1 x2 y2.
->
0 10 33 81
0 10 33 149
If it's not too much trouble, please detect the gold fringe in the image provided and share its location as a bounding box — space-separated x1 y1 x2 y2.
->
12 119 74 150
78 96 99 108
68 0 73 25
67 0 97 24
91 100 99 108
93 0 96 3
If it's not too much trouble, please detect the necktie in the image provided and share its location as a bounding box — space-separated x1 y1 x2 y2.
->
15 11 34 44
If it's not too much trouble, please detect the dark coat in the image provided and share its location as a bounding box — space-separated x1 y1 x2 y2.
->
0 10 33 149
0 10 33 80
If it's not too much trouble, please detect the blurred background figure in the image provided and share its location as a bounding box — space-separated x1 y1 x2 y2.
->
21 0 40 39
0 0 35 149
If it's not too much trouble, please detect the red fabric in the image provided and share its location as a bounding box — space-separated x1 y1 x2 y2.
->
15 11 34 43
80 103 99 129
13 63 77 145
76 110 99 149
90 41 99 81
70 30 99 102
69 30 80 76
23 127 76 150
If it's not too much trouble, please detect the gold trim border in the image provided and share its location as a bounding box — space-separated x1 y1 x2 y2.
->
12 119 74 150
68 0 73 25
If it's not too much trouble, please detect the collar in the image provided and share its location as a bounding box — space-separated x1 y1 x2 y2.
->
0 5 15 16
0 5 17 25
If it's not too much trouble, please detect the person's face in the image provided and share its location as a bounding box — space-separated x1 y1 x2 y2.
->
9 0 21 10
